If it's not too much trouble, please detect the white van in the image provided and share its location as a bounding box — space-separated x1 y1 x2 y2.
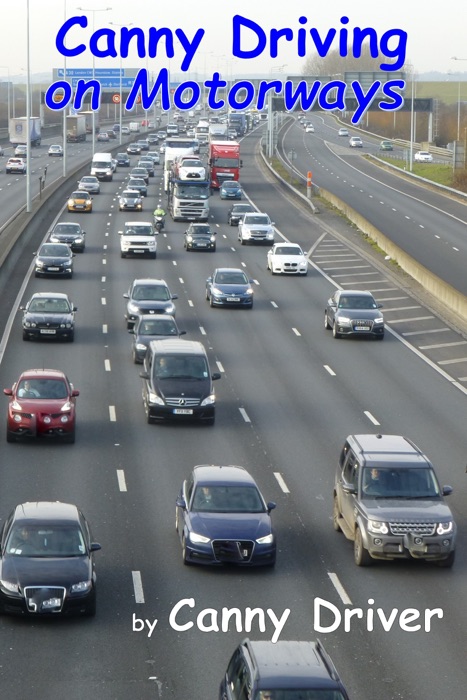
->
129 122 140 133
91 152 113 181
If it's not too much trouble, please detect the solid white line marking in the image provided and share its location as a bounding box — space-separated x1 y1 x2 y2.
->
109 406 117 422
239 407 251 423
364 410 380 426
274 472 290 493
324 365 336 376
102 324 108 334
328 573 353 605
132 571 145 603
438 357 467 365
402 328 450 336
105 359 111 372
117 470 127 492
292 328 301 336
418 341 467 350
199 326 206 335
216 361 224 373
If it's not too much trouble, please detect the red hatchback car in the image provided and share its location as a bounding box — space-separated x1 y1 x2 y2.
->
4 369 79 443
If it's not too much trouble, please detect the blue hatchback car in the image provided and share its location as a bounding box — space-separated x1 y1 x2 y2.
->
220 180 242 199
176 465 276 566
206 268 254 308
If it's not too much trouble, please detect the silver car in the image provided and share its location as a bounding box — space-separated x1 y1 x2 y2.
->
324 289 384 339
78 176 100 194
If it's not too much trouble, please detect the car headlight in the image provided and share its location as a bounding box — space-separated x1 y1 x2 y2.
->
68 199 74 206
0 579 20 595
61 401 72 412
210 236 216 242
13 414 22 423
374 317 384 324
36 260 45 268
189 532 211 544
148 391 164 405
256 533 274 544
245 288 254 295
136 343 148 351
50 236 59 242
211 287 223 296
200 393 215 406
25 321 36 328
71 580 91 594
337 316 351 325
368 520 389 535
60 415 69 423
186 235 193 242
437 521 453 535
75 238 83 244
128 302 139 313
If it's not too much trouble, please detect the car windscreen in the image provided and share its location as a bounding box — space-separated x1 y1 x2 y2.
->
154 355 208 380
39 245 70 256
215 271 248 285
192 485 264 513
137 319 177 336
6 525 86 557
254 692 347 700
53 224 80 233
275 247 303 256
361 467 441 498
124 226 154 236
121 191 140 198
246 215 270 225
133 285 170 301
17 378 69 399
28 298 71 313
338 296 377 309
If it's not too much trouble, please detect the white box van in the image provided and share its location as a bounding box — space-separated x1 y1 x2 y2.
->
91 152 113 181
129 122 140 133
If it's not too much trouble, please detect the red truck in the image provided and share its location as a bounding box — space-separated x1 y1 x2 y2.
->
208 140 241 189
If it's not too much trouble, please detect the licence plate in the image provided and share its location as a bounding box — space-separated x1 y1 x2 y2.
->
227 297 240 302
74 205 84 209
355 326 370 331
40 329 56 334
47 267 60 271
196 243 207 247
173 408 193 415
133 249 145 253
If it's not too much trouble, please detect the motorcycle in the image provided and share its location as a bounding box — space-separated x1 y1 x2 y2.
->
153 214 165 233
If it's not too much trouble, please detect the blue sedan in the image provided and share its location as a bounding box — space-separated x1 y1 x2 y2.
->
205 267 254 308
175 465 276 566
220 180 242 199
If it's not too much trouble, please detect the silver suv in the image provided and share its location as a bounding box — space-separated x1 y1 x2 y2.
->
333 434 456 567
238 212 275 245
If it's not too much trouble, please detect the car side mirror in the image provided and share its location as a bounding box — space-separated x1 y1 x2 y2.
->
240 159 243 167
342 484 356 495
377 303 383 309
179 330 187 336
123 293 129 299
176 496 187 509
139 371 150 380
118 230 123 235
328 299 336 307
171 294 178 300
128 329 134 334
73 306 78 312
206 277 212 283
442 485 453 496
19 306 25 311
90 542 102 552
3 388 13 396
71 389 80 397
267 501 276 513
211 372 221 381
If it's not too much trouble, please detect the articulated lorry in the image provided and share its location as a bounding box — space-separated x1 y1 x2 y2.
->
79 110 100 134
9 117 41 146
66 115 87 143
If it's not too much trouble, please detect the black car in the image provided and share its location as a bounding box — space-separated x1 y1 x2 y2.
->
127 143 141 155
220 639 351 699
147 133 159 144
123 278 178 328
206 268 254 308
227 203 255 226
130 167 149 183
48 221 86 252
0 501 101 616
138 158 155 176
176 465 276 566
34 243 74 279
21 292 77 342
325 289 385 339
136 139 149 151
116 152 130 167
127 177 148 197
184 223 216 252
129 314 185 363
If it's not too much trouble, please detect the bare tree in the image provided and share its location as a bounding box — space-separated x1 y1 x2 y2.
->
302 46 385 77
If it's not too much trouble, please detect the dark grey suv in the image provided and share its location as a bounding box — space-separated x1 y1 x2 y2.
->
333 434 456 567
220 639 350 700
325 289 384 339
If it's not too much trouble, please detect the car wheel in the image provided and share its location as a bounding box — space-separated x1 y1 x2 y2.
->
332 322 341 339
354 527 372 566
240 238 246 245
121 252 126 258
151 252 157 259
67 331 75 343
333 495 342 532
324 312 331 330
209 295 215 307
83 593 96 617
437 551 455 568
175 507 180 533
22 331 29 341
211 246 216 252
181 535 191 566
204 415 215 426
376 333 385 341
6 426 16 443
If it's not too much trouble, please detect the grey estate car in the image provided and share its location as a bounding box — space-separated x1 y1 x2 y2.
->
333 434 456 567
325 289 384 339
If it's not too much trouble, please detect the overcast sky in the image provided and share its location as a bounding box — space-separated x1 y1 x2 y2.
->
1 0 466 80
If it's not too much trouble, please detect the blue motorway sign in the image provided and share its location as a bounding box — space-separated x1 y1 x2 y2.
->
70 76 135 88
56 68 125 78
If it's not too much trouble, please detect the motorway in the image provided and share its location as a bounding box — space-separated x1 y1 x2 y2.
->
279 115 467 297
0 124 465 699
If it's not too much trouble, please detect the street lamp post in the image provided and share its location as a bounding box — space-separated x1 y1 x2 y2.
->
109 22 132 145
77 6 112 154
451 57 467 141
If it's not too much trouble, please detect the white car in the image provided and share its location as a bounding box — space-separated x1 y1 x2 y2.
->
414 150 433 162
305 124 315 133
338 128 349 137
6 157 26 174
267 243 308 276
48 144 63 157
349 136 363 148
238 212 275 245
